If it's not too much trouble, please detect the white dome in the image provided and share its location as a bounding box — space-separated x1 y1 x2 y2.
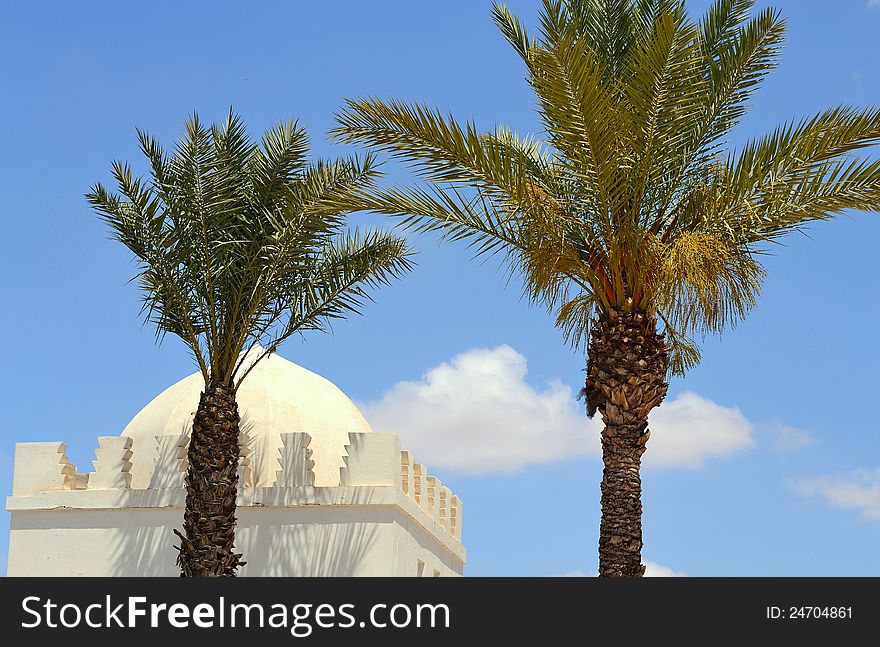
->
122 350 373 487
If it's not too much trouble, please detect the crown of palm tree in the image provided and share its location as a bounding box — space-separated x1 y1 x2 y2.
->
89 110 414 388
332 0 880 375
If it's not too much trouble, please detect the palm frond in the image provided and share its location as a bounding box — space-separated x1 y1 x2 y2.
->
332 1 880 379
89 111 413 388
493 2 535 62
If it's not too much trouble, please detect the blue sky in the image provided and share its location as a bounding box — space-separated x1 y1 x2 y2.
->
1 0 879 576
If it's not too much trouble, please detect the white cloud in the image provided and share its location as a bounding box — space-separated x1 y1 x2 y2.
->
644 561 687 577
795 468 880 521
646 392 755 469
360 345 590 474
868 0 880 10
359 346 755 474
559 561 685 577
767 422 817 452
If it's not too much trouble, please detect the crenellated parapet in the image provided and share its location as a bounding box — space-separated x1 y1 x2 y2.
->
341 435 462 542
12 442 78 495
148 434 189 489
275 432 316 486
238 429 253 488
8 430 463 545
88 437 133 489
340 432 401 487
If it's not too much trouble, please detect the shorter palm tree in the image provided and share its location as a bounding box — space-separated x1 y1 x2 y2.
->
88 111 413 576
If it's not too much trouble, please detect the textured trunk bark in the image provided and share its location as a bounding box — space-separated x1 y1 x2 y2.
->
175 380 245 577
586 308 668 577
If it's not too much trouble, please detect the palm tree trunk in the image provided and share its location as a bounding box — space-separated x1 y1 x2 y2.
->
175 380 245 576
585 308 668 577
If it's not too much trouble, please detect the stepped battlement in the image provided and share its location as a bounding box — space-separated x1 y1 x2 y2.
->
10 431 463 544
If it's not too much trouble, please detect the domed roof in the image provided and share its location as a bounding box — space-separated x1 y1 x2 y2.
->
122 350 373 488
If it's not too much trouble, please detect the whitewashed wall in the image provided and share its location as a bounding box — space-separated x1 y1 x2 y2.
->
6 433 464 577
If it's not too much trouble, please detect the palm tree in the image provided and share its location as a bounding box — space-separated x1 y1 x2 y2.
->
87 111 414 576
331 0 880 576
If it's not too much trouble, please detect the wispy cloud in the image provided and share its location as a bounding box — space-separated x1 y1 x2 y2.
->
767 422 817 452
867 0 880 10
643 561 687 577
559 561 686 577
794 468 880 521
360 346 755 474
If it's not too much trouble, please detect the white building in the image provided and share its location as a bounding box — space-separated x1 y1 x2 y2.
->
6 352 464 576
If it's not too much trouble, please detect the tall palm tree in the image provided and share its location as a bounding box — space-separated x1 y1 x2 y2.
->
332 0 880 576
88 111 413 576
